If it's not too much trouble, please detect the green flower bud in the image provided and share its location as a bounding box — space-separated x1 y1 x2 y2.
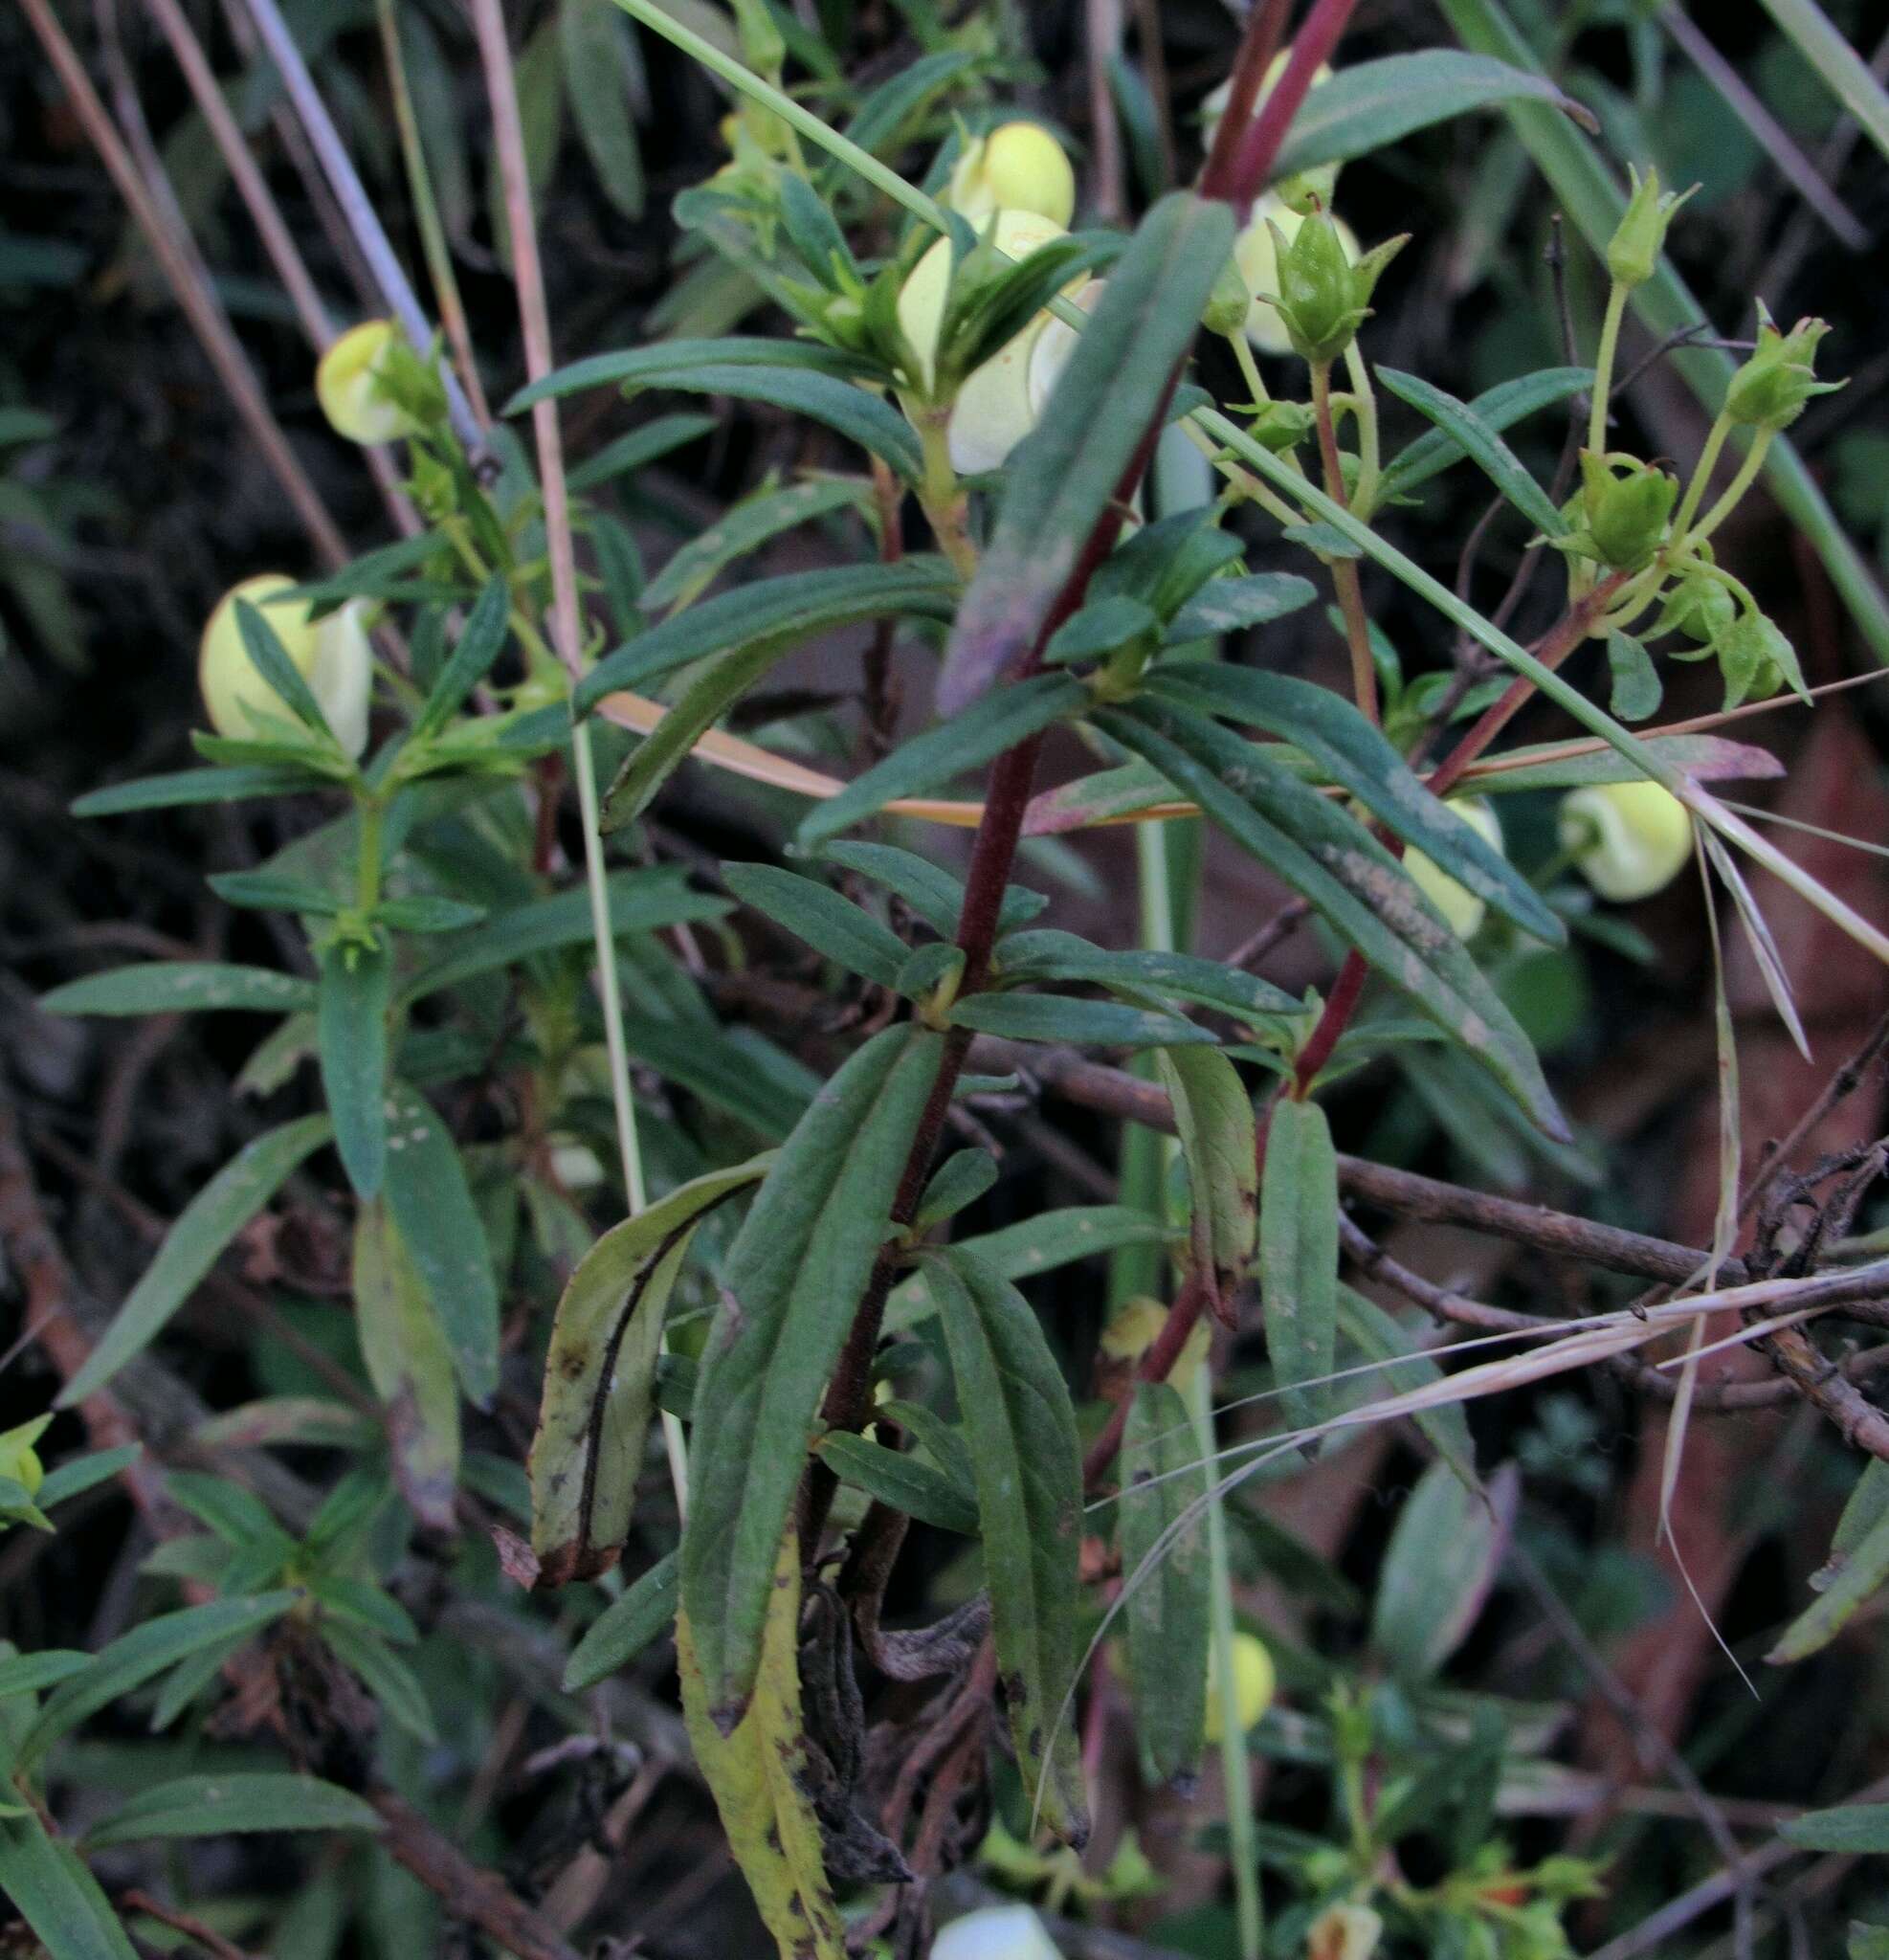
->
1605 165 1697 289
1560 780 1693 902
1232 193 1364 355
1578 451 1678 570
1249 399 1318 453
1202 250 1254 338
1718 608 1805 709
200 574 374 758
0 1415 52 1533
946 121 1076 228
1263 211 1407 367
1724 302 1845 431
1404 798 1503 940
317 321 422 445
1651 546 1736 645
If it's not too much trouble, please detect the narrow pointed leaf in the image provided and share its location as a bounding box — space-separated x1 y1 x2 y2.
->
1370 1460 1518 1678
506 336 882 412
1770 1501 1889 1663
1259 1098 1339 1436
941 190 1236 713
682 1025 945 1718
814 1432 980 1534
0 1813 140 1960
1120 1380 1209 1790
84 1774 382 1848
564 1552 680 1689
925 1249 1089 1845
1376 365 1591 503
41 963 317 1017
1375 367 1567 537
1156 1046 1258 1312
948 991 1211 1049
411 575 511 738
998 929 1300 1020
723 863 909 989
531 1158 769 1586
318 941 390 1198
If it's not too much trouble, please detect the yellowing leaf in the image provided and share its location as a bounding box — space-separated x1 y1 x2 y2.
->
676 1536 843 1960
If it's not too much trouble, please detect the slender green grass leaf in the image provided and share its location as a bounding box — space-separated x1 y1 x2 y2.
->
723 864 909 989
235 599 331 742
382 1085 500 1407
1752 0 1889 169
925 1249 1088 1845
948 992 1212 1049
0 1812 140 1960
351 1202 460 1533
799 675 1090 850
0 1653 91 1702
577 559 957 713
567 412 716 493
34 1447 142 1508
1371 1459 1517 1679
320 1621 437 1744
633 363 926 479
1156 1046 1258 1313
641 479 867 612
41 963 317 1017
997 929 1301 1020
57 1116 331 1406
1259 1098 1339 1436
411 575 511 739
615 1016 812 1141
1375 366 1591 504
560 0 645 218
1120 1380 1209 1791
22 1594 296 1769
1145 665 1563 943
1099 698 1565 1135
842 48 977 156
682 1026 945 1718
531 1159 767 1585
318 942 390 1199
84 1773 382 1849
1272 50 1592 180
941 190 1236 713
1375 367 1567 537
1438 0 1889 666
1335 1287 1478 1489
814 1432 980 1534
564 1552 680 1688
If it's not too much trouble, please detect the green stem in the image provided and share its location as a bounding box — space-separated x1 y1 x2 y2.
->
354 793 385 911
1669 411 1730 545
909 403 978 579
1311 361 1379 724
1189 1366 1262 1960
1684 428 1774 550
1229 330 1271 412
1343 341 1381 519
1588 279 1628 457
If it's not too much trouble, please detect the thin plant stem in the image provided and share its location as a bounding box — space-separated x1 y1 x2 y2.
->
1670 411 1731 544
238 0 487 458
468 0 686 1512
1189 1365 1262 1960
1589 279 1628 455
1685 429 1774 549
1343 341 1381 517
374 0 492 426
15 0 350 569
1311 360 1378 723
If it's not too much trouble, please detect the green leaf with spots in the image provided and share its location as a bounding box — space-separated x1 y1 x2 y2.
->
1258 1097 1339 1436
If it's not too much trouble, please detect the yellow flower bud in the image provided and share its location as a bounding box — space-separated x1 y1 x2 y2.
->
1099 1295 1211 1393
1404 798 1502 941
316 321 419 445
1204 1630 1276 1743
1233 192 1362 356
932 1904 1062 1960
1201 48 1335 156
896 211 1073 474
1559 780 1693 902
1307 1903 1385 1960
0 1416 50 1500
948 122 1076 228
199 574 373 758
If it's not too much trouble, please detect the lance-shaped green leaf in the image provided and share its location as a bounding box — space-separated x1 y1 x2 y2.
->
642 479 869 613
0 1653 90 1702
1370 1459 1518 1679
798 674 1089 851
1375 367 1567 537
1465 733 1781 795
1098 698 1565 1137
683 1025 944 1720
567 412 716 494
814 1433 979 1535
0 1812 140 1960
678 1536 847 1960
819 840 1047 938
352 1201 460 1533
1336 1287 1477 1489
382 1085 500 1407
1156 1047 1257 1316
1259 1097 1339 1437
1144 665 1562 944
559 0 644 217
925 1249 1089 1846
84 1773 383 1849
41 963 317 1017
321 1620 436 1744
235 598 332 743
1782 1804 1889 1855
318 940 390 1198
998 927 1300 1021
564 1551 680 1689
722 863 909 989
58 1116 331 1406
1375 366 1591 505
1274 49 1591 179
506 335 883 412
21 1594 296 1770
616 1016 812 1142
1167 571 1318 642
940 190 1235 714
1120 1380 1209 1790
949 992 1211 1050
1770 1500 1889 1664
576 558 957 713
1605 631 1662 723
71 766 326 816
411 574 511 739
915 1148 998 1230
531 1158 769 1587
